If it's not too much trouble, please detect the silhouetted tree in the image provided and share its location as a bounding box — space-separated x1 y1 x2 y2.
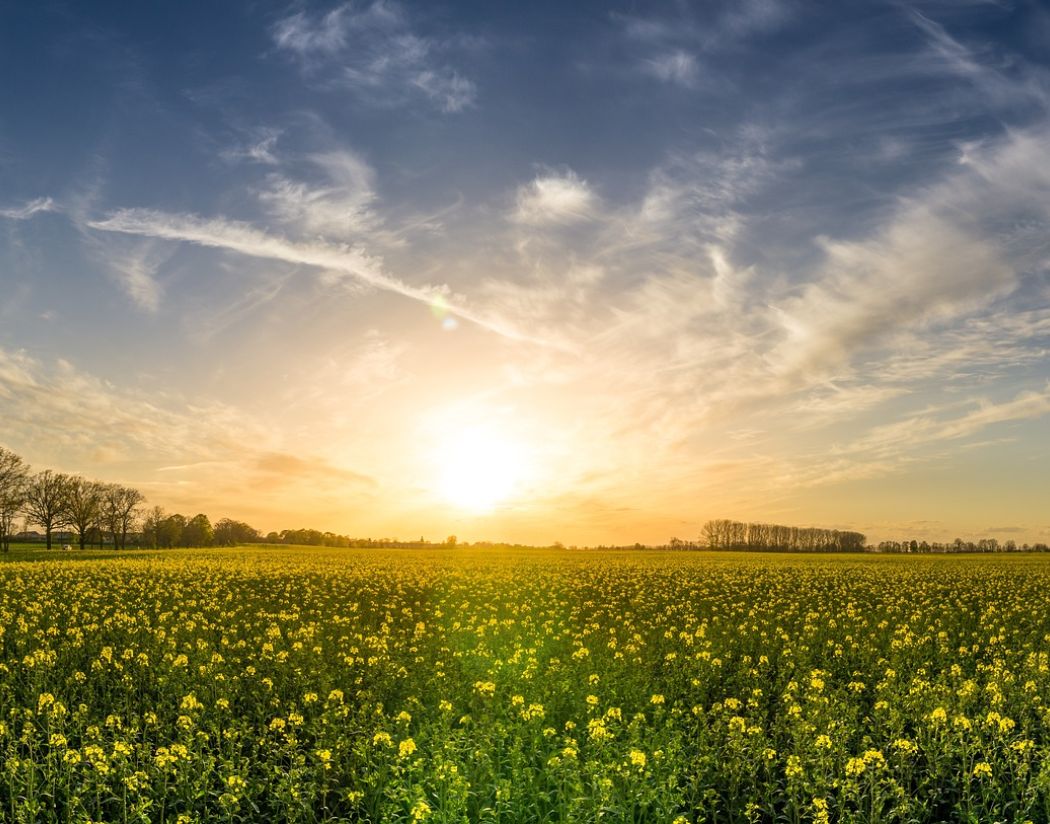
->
214 518 260 546
62 476 105 551
22 470 71 550
182 513 213 547
0 447 29 553
103 485 145 550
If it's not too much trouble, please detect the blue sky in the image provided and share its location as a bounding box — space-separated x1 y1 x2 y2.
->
1 0 1049 544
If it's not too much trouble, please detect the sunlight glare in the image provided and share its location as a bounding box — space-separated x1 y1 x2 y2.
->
436 426 528 512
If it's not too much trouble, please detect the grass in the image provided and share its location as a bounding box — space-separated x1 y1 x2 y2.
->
2 546 1050 822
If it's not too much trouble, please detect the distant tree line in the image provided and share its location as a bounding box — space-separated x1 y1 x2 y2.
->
260 530 461 548
0 447 144 552
699 519 867 552
668 521 1049 554
873 538 1050 553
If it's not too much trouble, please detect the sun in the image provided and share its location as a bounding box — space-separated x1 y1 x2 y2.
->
435 426 528 512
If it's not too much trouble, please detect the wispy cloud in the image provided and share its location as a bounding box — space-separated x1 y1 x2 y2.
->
804 385 1050 481
272 0 478 112
910 9 1050 112
253 451 375 489
513 170 598 226
411 68 476 113
0 197 56 220
0 346 272 466
770 212 1013 379
258 149 379 239
102 241 165 313
86 208 561 349
619 0 794 85
0 346 380 522
220 128 282 165
770 125 1050 381
642 51 699 87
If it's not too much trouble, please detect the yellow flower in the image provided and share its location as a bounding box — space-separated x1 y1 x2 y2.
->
398 738 417 758
862 749 886 769
892 738 918 756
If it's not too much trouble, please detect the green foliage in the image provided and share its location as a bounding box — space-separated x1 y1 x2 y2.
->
1 549 1050 822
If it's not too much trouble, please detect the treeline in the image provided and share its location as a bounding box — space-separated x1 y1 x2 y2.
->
874 538 1050 553
260 530 460 548
138 509 261 548
699 519 867 552
0 447 144 551
0 445 268 552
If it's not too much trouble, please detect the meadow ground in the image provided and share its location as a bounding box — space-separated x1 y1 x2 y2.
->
2 547 1050 823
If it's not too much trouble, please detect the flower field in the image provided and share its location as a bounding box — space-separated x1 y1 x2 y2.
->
3 548 1050 823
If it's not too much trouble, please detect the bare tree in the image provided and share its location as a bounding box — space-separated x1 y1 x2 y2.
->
22 470 71 550
141 505 166 549
103 485 144 550
63 476 105 551
0 447 29 553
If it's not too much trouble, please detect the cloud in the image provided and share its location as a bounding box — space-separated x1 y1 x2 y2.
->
411 68 476 113
771 211 1013 379
221 128 282 165
0 346 273 466
258 149 379 239
910 10 1050 112
619 0 793 83
513 171 598 226
642 51 699 86
272 3 365 56
103 242 164 313
0 346 383 525
720 0 793 39
86 208 562 349
253 451 376 488
462 117 1050 524
786 385 1050 488
0 197 56 220
272 1 477 112
769 126 1050 381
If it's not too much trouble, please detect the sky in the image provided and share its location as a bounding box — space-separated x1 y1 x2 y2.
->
1 0 1049 546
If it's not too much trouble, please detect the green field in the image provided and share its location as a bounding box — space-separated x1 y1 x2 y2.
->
3 548 1050 823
